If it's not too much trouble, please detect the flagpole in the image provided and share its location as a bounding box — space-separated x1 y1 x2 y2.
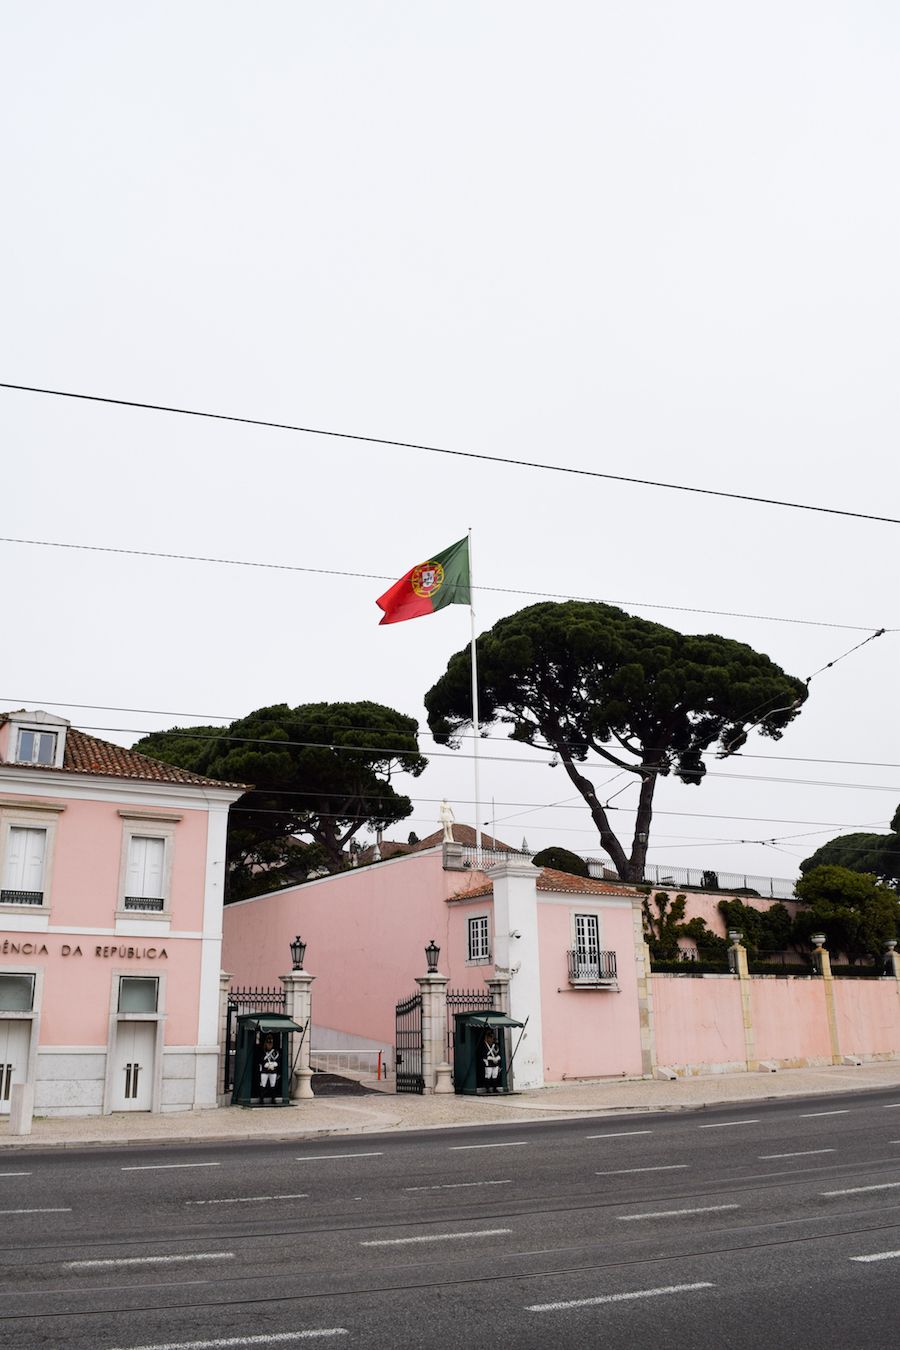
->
468 527 482 856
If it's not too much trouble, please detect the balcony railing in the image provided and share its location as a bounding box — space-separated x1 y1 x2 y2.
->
0 890 44 906
567 949 618 986
124 896 165 912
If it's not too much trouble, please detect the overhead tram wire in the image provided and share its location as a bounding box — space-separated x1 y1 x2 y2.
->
21 716 900 790
3 380 900 526
0 534 891 634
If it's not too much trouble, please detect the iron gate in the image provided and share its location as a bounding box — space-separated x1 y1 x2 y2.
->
223 985 286 1093
395 992 424 1094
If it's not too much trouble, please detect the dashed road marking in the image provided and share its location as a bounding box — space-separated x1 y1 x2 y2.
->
362 1228 511 1247
121 1162 222 1172
404 1180 512 1192
759 1149 836 1159
851 1250 900 1264
596 1165 688 1176
449 1141 527 1151
295 1153 383 1161
0 1207 71 1215
66 1253 234 1270
108 1332 348 1349
823 1182 900 1197
699 1120 759 1129
527 1282 715 1312
585 1130 653 1139
186 1194 308 1206
800 1109 850 1118
618 1205 739 1222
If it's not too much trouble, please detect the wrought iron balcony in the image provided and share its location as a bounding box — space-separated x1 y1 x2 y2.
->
0 890 44 906
567 949 618 987
124 896 165 912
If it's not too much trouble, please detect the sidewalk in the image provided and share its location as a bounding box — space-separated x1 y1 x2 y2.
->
4 1060 900 1150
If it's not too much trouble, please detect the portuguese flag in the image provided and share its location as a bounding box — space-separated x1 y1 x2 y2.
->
376 536 471 625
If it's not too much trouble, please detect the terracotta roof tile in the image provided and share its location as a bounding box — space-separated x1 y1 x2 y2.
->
0 718 246 789
450 867 641 902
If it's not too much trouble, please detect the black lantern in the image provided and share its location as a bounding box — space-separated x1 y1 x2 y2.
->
425 939 440 973
290 935 307 971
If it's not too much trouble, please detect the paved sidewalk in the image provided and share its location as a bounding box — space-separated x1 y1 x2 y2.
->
4 1060 900 1150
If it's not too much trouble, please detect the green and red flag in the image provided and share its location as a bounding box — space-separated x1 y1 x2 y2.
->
376 536 471 625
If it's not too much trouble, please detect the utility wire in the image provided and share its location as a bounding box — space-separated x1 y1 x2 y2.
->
3 380 899 526
0 534 889 634
2 696 898 771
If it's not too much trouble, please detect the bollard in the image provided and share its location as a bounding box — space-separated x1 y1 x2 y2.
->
8 1083 34 1136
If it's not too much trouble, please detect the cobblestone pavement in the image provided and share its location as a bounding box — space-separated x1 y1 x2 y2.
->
4 1060 900 1149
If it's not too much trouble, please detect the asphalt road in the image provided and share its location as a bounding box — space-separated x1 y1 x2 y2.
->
2 1087 900 1350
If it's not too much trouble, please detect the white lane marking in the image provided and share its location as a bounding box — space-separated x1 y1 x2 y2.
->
851 1250 900 1264
186 1194 308 1206
66 1252 234 1270
0 1172 31 1177
527 1281 714 1312
799 1109 850 1118
295 1152 383 1161
449 1141 527 1151
618 1204 739 1222
121 1162 222 1172
759 1149 836 1159
699 1120 760 1129
596 1165 689 1176
108 1332 348 1349
362 1228 511 1247
0 1207 71 1215
585 1130 653 1139
404 1180 512 1192
883 1104 900 1108
823 1182 900 1197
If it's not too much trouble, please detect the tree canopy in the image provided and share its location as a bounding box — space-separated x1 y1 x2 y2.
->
135 701 426 900
793 865 900 963
799 804 900 888
531 846 590 878
425 600 806 881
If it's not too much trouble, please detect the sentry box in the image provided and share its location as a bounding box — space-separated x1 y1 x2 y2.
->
451 1011 524 1095
231 1012 306 1106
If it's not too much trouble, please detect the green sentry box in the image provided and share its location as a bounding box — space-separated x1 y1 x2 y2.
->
231 1012 305 1106
452 1011 523 1095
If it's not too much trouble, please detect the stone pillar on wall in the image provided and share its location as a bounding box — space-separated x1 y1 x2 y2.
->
812 937 842 1065
632 902 657 1078
729 935 757 1072
486 972 510 1014
218 971 232 1104
416 971 453 1094
281 970 315 1100
884 942 900 980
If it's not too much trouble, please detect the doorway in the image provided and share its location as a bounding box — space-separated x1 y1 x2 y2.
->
111 1021 155 1111
0 1020 31 1115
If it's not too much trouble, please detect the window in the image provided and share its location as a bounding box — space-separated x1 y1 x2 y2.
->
118 976 159 1013
0 973 34 1011
124 836 166 912
16 729 57 765
467 915 491 962
1 826 47 905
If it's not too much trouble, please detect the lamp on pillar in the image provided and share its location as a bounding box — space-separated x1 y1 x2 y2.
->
290 935 307 971
425 939 440 973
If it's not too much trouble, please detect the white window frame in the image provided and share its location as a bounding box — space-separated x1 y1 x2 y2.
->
467 914 491 964
116 813 180 920
0 803 63 913
573 912 601 961
15 728 58 766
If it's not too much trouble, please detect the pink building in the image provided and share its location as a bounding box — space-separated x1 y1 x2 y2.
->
222 834 648 1089
0 710 244 1116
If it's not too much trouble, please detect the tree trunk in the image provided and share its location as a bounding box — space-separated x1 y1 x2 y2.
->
557 750 632 878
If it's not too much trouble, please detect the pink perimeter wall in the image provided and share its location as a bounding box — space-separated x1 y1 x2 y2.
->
223 851 473 1049
537 902 643 1080
834 981 900 1058
749 978 832 1064
652 975 746 1072
644 888 802 940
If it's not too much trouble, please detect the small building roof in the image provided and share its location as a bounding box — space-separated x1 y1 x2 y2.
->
450 866 643 901
0 714 247 789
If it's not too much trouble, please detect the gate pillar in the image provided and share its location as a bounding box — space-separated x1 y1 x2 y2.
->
416 971 452 1094
281 969 315 1100
218 971 232 1103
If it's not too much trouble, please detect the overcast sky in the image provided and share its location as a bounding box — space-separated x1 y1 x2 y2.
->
2 3 897 886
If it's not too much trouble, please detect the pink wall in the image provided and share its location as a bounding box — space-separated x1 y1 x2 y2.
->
750 978 832 1064
645 887 802 940
45 796 210 930
652 975 746 1071
834 980 900 1058
537 903 643 1079
223 851 479 1048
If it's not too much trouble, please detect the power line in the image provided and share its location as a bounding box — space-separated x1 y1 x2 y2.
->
0 534 889 634
3 380 899 527
3 696 900 772
26 717 900 793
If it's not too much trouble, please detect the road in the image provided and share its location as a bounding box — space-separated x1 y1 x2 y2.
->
2 1086 900 1349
